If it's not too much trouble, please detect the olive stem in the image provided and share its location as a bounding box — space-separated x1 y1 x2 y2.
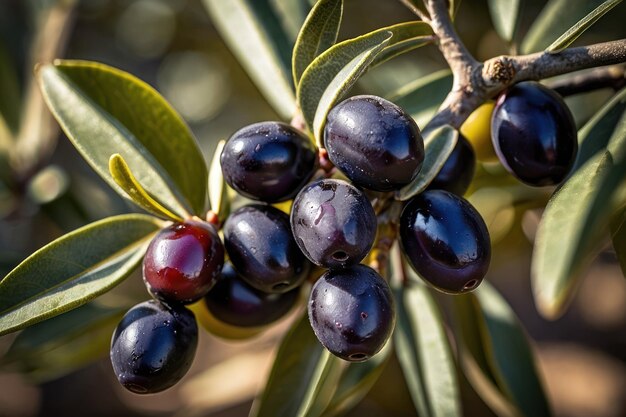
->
419 0 626 130
398 0 431 22
547 65 626 97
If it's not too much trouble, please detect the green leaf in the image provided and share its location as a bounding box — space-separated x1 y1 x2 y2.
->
452 284 551 417
292 0 343 87
109 154 184 222
2 302 125 381
297 21 433 145
322 342 391 417
610 208 626 277
532 111 626 318
521 0 620 53
386 69 452 128
546 0 623 52
573 86 626 172
396 126 457 201
208 140 230 223
251 313 341 417
0 214 161 336
393 264 462 417
202 0 297 119
37 60 208 217
487 0 521 42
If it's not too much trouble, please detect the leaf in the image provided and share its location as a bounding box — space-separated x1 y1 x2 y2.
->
202 0 297 119
521 0 621 53
322 342 391 417
573 86 626 172
109 154 184 222
298 21 433 145
37 60 207 217
487 0 521 42
393 261 462 417
208 140 230 223
532 111 626 318
610 208 626 277
251 313 341 417
546 0 623 52
2 302 125 381
386 69 452 128
452 284 551 417
292 0 343 87
396 125 457 201
0 214 161 336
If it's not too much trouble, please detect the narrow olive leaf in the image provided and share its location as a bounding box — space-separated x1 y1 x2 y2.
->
322 342 391 417
1 301 126 368
208 140 230 223
37 61 207 217
475 283 551 417
109 154 185 222
521 0 615 53
396 125 457 201
386 69 452 128
393 266 462 417
0 214 161 336
532 112 626 319
369 23 434 67
610 208 626 277
292 0 343 87
546 0 623 52
251 313 341 417
573 86 626 172
487 0 521 42
298 21 433 145
202 0 296 119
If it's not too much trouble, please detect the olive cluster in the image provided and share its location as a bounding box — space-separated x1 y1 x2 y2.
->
109 80 577 393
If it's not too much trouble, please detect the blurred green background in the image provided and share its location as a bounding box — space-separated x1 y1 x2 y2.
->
0 0 625 416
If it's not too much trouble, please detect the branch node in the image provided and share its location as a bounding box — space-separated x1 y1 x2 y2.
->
483 56 517 86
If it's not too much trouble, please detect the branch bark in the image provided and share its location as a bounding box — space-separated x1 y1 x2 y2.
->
421 0 626 130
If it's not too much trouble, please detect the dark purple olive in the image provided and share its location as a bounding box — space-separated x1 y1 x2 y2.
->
290 179 377 269
220 121 318 202
400 190 490 294
110 300 198 394
224 204 309 293
308 264 395 362
203 263 299 327
324 95 424 191
427 134 476 196
491 81 577 186
143 220 224 304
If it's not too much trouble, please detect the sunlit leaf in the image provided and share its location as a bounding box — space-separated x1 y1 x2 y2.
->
0 214 161 335
38 61 207 217
393 254 461 417
251 313 341 417
487 0 521 42
386 69 452 128
610 207 626 277
452 283 551 417
292 0 343 87
532 111 626 318
521 0 620 53
298 21 433 144
396 126 457 201
208 140 230 223
202 0 297 119
109 154 184 222
546 0 623 52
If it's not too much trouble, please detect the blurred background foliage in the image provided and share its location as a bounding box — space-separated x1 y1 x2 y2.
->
0 0 625 416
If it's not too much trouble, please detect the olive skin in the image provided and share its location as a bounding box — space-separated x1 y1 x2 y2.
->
291 179 377 269
399 190 490 294
110 300 198 394
143 220 224 304
308 265 395 362
427 134 476 196
460 101 498 163
224 204 310 293
491 82 577 186
324 95 424 191
220 121 318 203
203 263 300 327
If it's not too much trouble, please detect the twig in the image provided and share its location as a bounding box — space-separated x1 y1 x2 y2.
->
398 0 431 22
547 65 625 96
